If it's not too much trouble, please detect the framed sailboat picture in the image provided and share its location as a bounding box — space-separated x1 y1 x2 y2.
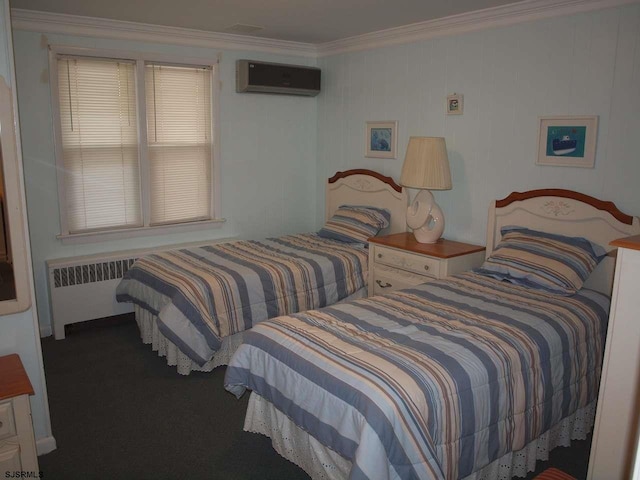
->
536 115 598 168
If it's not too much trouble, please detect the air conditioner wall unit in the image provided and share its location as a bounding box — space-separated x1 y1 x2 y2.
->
236 60 321 97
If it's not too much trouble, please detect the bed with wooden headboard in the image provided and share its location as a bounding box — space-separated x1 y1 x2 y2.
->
487 188 639 295
325 169 408 235
226 188 639 480
118 169 408 375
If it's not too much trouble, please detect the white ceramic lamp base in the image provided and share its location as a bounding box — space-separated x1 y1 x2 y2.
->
406 189 445 243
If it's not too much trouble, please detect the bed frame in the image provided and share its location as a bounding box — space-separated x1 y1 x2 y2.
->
326 169 408 234
135 169 408 375
487 189 640 295
243 188 640 480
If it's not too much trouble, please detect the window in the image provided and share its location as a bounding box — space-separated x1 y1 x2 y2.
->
57 57 141 233
145 64 212 225
51 49 219 241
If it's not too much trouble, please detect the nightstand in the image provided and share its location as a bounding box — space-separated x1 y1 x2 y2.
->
368 232 485 296
0 354 38 476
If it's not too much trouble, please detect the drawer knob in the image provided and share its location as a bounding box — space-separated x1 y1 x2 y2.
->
424 265 430 271
376 279 392 288
377 253 383 259
0 420 2 428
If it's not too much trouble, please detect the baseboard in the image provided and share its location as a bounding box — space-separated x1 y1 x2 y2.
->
39 323 52 338
36 435 57 455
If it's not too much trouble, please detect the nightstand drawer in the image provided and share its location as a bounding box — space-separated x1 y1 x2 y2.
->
0 442 21 473
373 245 440 278
372 265 432 295
0 401 16 441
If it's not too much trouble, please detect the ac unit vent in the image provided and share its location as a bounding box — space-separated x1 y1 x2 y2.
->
236 60 321 97
52 258 138 288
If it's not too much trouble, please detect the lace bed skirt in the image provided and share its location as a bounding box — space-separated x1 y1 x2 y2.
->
244 392 596 480
134 306 246 375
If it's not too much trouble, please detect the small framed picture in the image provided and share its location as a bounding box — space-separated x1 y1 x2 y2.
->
365 121 398 159
536 115 598 168
446 94 463 115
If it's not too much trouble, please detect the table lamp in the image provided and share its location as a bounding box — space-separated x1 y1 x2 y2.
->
399 136 452 243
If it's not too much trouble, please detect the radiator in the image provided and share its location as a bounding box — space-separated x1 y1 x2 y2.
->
46 239 234 340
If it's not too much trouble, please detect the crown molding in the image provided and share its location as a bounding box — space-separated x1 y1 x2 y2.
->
317 0 639 57
11 0 637 60
10 9 318 58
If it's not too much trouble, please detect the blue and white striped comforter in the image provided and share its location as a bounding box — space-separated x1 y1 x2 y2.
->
116 233 368 366
225 272 609 479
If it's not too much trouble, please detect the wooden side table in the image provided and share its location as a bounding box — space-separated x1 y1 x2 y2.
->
368 232 485 296
0 354 38 476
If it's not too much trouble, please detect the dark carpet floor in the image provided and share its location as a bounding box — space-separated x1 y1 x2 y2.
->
39 315 592 479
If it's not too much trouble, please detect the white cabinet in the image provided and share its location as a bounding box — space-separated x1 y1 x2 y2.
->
588 236 640 480
368 233 485 296
0 355 38 477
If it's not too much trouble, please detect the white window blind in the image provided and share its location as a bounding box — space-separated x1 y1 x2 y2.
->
145 64 213 225
57 56 141 233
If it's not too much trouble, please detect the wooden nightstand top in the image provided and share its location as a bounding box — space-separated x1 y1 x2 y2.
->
611 235 640 251
369 232 485 259
0 354 34 401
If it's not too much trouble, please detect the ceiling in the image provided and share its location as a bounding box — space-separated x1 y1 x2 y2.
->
11 0 522 44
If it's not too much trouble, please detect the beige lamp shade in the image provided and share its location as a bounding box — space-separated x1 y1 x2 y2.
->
400 137 452 190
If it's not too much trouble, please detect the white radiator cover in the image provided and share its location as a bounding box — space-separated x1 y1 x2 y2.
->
46 238 235 340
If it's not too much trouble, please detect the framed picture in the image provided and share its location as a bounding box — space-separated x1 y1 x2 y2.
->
365 121 397 159
536 115 598 168
446 94 463 115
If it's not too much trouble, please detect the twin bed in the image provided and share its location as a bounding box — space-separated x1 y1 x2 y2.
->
116 174 639 479
223 188 638 480
116 169 409 374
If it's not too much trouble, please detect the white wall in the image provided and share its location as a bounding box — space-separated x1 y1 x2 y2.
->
0 0 53 449
13 32 318 334
316 5 640 242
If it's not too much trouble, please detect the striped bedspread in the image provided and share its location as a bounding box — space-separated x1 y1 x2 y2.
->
225 272 609 479
116 233 368 366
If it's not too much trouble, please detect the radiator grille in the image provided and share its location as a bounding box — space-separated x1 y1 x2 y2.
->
52 258 138 288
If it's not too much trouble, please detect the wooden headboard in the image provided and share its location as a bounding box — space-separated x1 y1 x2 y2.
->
326 169 408 235
487 189 640 295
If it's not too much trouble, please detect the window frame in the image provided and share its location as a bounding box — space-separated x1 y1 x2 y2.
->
48 46 223 244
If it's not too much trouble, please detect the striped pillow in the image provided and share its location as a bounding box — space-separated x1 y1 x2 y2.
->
318 205 391 245
476 226 606 295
